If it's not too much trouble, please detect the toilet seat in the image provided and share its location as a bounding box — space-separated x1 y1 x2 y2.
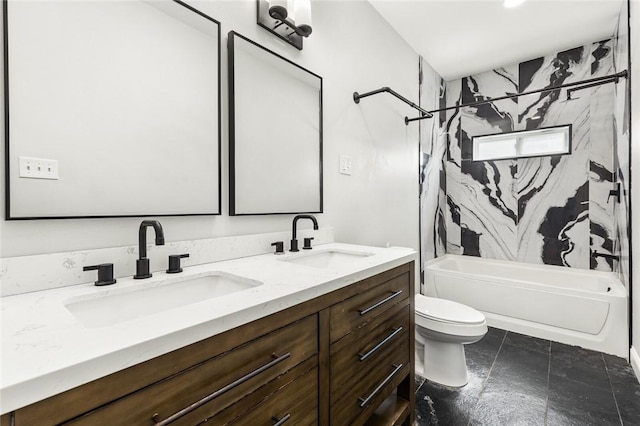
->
415 294 485 325
415 295 487 338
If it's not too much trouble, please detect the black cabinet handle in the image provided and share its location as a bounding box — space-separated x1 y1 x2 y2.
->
358 327 403 362
358 290 403 316
83 263 116 286
153 352 291 426
358 363 403 408
166 254 189 274
272 413 291 426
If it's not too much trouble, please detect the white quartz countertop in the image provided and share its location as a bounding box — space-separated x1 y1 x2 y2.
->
0 243 415 414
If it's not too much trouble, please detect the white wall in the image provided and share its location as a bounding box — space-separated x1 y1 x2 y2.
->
630 0 640 370
0 0 420 259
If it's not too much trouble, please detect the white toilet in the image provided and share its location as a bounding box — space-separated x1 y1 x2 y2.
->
415 294 488 387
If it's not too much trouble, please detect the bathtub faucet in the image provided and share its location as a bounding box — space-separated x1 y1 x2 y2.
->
592 251 620 261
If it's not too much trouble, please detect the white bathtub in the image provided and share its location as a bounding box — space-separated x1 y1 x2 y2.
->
424 255 628 358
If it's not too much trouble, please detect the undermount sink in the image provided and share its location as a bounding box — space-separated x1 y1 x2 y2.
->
282 249 373 269
64 272 262 328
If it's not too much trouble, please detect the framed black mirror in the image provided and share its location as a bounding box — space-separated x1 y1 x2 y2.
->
228 31 322 216
4 0 221 219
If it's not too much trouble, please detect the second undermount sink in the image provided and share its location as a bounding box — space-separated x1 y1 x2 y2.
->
282 249 374 269
64 272 262 328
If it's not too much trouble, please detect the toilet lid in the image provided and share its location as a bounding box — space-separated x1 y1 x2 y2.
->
415 295 485 325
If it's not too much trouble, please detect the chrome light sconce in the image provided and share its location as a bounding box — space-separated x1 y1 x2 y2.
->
257 0 312 50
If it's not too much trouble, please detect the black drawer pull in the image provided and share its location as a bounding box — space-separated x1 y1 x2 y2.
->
358 290 403 316
153 352 291 426
358 327 403 362
272 413 291 426
358 363 404 408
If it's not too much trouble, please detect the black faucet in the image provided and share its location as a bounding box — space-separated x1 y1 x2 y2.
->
134 220 165 279
592 251 620 261
290 214 318 252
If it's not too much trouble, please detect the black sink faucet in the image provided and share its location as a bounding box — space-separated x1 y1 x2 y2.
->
134 220 165 279
290 214 318 252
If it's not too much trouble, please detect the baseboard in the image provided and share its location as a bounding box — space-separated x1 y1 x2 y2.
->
630 346 640 383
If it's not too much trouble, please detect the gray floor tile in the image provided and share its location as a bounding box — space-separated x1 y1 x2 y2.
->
414 328 639 426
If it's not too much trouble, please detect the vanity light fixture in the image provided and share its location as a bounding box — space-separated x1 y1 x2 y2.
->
257 0 312 50
503 0 526 8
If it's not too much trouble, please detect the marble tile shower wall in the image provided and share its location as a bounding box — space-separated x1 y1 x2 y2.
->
437 40 622 271
419 57 446 288
612 0 631 287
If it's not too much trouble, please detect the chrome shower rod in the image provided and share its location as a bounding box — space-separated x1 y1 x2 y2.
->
353 87 433 118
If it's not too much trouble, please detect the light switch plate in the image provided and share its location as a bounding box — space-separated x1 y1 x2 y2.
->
339 155 352 175
19 156 59 180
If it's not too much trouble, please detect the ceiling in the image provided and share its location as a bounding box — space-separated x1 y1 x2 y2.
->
368 0 624 81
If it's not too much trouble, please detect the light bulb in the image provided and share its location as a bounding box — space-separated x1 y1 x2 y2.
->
294 0 312 36
268 0 288 20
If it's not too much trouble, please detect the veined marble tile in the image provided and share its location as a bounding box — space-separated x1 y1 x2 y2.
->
437 78 448 128
420 126 448 263
439 41 625 272
445 160 462 255
461 75 517 147
445 109 462 164
613 1 629 75
445 79 462 109
420 66 447 266
436 167 448 258
590 85 615 169
519 44 593 93
460 159 518 260
589 84 616 271
443 83 462 219
441 80 463 164
518 44 593 141
516 152 590 268
613 22 630 285
517 90 590 151
462 65 518 103
461 97 517 147
591 39 614 78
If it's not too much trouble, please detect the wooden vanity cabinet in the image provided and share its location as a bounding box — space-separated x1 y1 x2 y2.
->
8 261 414 425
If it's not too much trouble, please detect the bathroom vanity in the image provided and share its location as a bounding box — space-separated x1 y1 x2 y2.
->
0 244 415 425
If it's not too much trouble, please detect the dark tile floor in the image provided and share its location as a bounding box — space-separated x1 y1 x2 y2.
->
415 328 640 425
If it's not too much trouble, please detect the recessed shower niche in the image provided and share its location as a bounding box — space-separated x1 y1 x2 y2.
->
228 31 323 215
4 0 221 218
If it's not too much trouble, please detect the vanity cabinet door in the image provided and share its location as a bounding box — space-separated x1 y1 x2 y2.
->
64 315 318 425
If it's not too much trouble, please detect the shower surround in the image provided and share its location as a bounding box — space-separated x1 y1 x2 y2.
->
420 39 629 274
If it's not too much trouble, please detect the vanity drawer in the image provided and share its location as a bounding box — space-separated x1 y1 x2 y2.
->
65 315 318 425
219 365 318 426
331 301 410 402
330 270 410 343
330 345 410 426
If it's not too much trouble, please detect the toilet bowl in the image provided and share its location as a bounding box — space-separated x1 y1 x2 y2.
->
415 294 487 387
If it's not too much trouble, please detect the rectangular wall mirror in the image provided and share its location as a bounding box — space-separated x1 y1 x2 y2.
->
4 0 221 219
228 31 322 215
